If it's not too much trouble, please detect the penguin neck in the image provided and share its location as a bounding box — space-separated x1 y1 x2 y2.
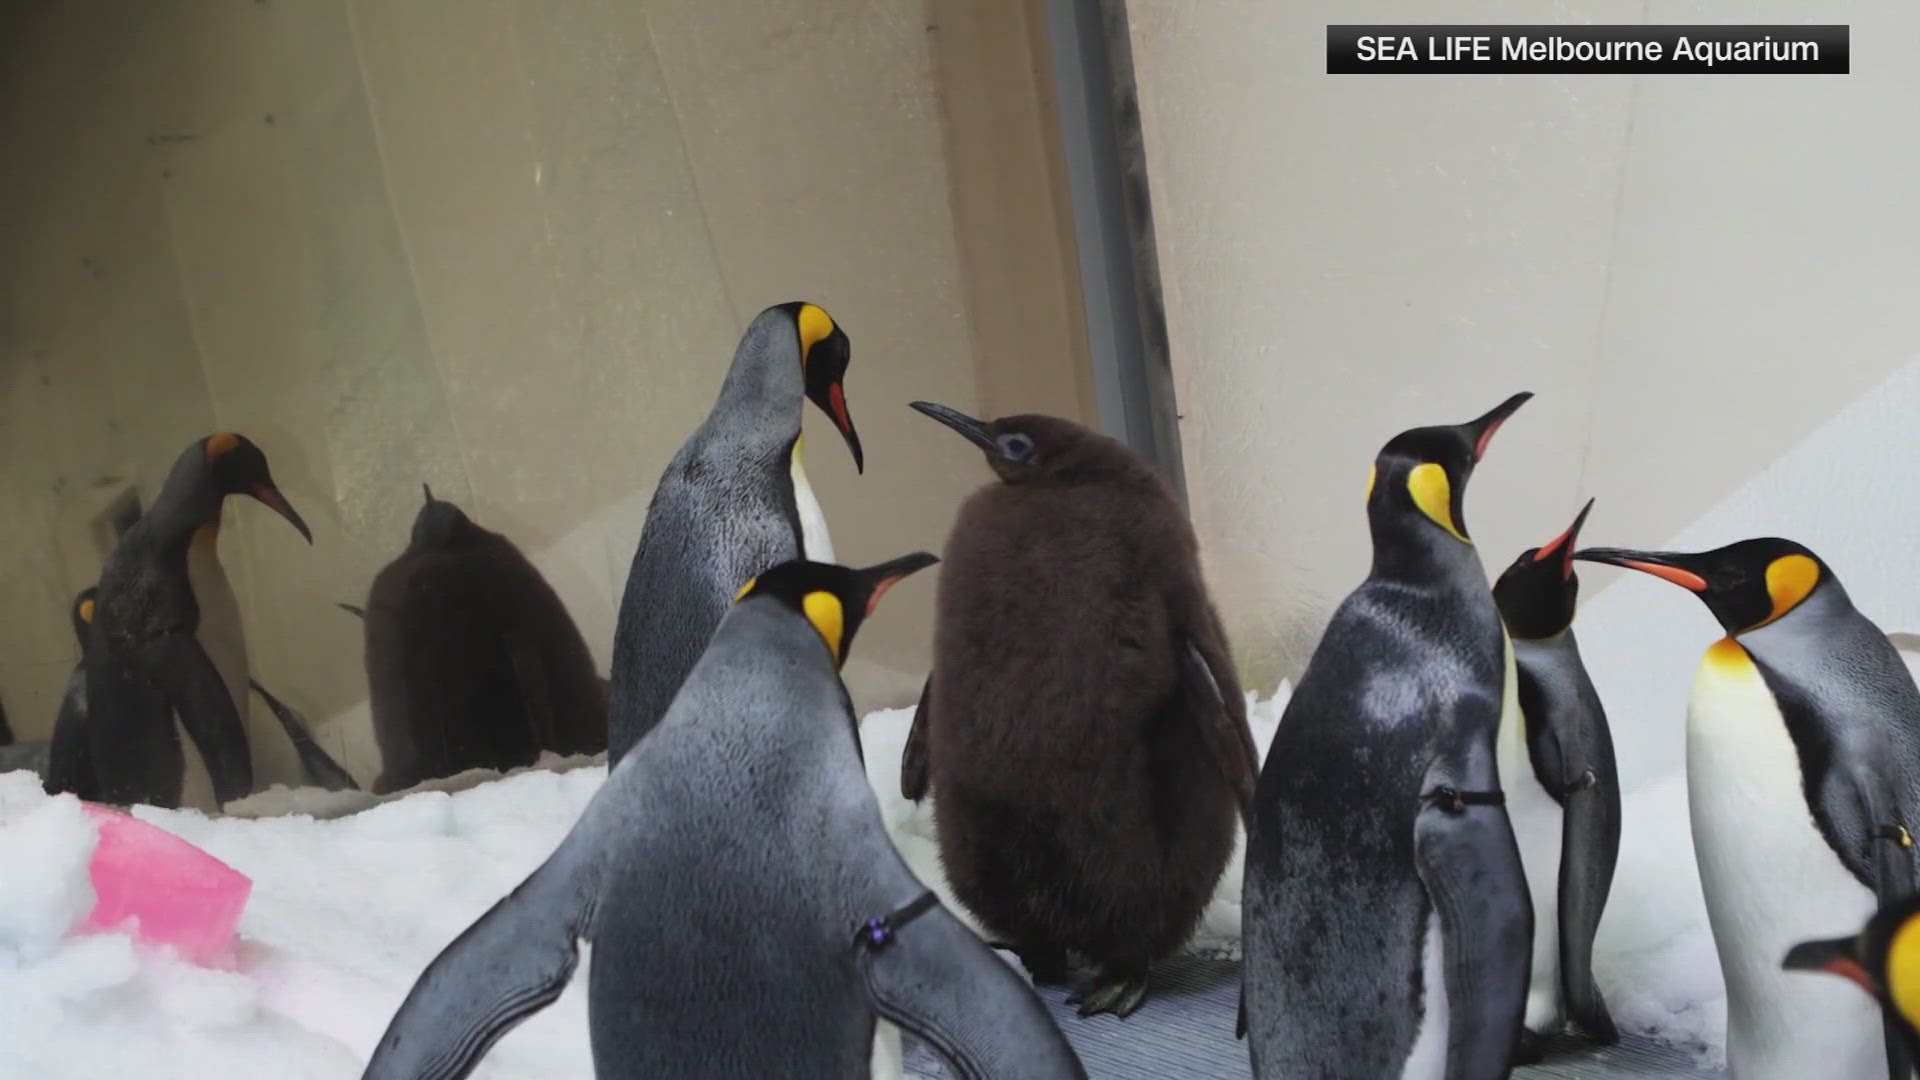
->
1367 514 1483 586
701 338 806 457
143 447 226 555
1737 577 1856 653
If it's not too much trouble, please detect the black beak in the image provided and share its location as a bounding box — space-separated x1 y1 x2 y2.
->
1533 498 1595 579
1462 391 1533 462
422 482 435 505
1572 547 1708 593
856 552 940 616
1783 936 1876 995
910 401 1000 456
250 483 313 545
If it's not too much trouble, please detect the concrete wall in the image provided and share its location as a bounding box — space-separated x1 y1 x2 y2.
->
1126 0 1920 693
0 0 1093 781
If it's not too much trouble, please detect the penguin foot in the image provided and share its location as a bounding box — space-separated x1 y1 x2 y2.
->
1068 969 1149 1019
1510 1026 1548 1066
1015 945 1070 985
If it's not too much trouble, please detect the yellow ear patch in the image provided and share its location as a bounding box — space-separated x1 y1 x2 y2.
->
1366 464 1376 500
1407 463 1468 543
802 590 845 663
205 432 239 463
733 577 758 603
797 304 834 366
79 598 95 624
1888 911 1920 1033
1760 554 1820 627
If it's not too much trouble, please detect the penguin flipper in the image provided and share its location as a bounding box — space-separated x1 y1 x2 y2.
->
150 634 253 804
44 671 100 799
901 675 932 802
1414 788 1532 1080
1179 638 1258 821
363 825 600 1080
1558 776 1620 1043
858 901 1087 1080
248 681 360 792
503 630 557 751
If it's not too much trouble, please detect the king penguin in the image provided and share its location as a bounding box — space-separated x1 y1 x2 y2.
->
363 554 1086 1080
42 587 100 799
1786 893 1920 1061
1575 538 1920 1080
357 484 607 794
901 403 1257 1017
1242 393 1535 1080
1491 499 1620 1054
87 433 312 809
606 302 861 766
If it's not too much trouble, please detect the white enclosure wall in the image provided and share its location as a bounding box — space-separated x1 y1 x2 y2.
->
1127 1 1920 1051
1127 0 1920 723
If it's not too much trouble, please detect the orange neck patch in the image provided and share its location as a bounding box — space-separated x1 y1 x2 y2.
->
1705 637 1751 671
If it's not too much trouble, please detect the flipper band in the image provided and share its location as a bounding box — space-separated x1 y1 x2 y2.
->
1873 824 1914 849
1423 785 1505 814
852 891 939 952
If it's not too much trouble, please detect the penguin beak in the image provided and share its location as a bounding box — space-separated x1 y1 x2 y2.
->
1462 391 1533 462
249 483 313 545
1532 499 1595 581
856 552 940 616
1783 937 1876 996
909 401 1001 456
1572 547 1708 592
808 379 864 474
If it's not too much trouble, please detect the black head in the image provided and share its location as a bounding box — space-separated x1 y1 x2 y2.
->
775 301 862 474
71 586 98 649
1367 392 1531 546
907 402 1137 484
733 552 938 668
1493 499 1594 639
1784 892 1920 1050
203 432 312 543
1573 537 1829 635
407 483 481 551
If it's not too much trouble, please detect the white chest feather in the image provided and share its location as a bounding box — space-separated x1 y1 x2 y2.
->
1497 636 1566 1031
1687 640 1882 1080
1401 912 1449 1080
790 441 834 563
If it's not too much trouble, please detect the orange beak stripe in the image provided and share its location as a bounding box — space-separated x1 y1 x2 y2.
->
830 383 851 434
1823 956 1875 993
1623 559 1708 592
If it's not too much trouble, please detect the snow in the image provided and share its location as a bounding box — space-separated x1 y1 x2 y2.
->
0 677 1727 1074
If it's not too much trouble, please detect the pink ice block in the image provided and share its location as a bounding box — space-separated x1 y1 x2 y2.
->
76 803 251 966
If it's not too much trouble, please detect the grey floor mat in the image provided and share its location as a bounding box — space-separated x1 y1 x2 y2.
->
905 957 1722 1078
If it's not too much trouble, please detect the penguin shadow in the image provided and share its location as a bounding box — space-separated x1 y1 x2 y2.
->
901 955 1252 1080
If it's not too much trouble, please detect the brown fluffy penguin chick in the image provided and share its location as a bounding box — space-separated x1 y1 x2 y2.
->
360 485 608 794
901 403 1259 1019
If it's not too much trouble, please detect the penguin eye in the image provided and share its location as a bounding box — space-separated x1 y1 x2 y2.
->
997 433 1035 461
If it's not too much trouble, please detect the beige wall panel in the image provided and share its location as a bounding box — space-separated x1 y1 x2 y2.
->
1127 0 1632 684
645 0 997 691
